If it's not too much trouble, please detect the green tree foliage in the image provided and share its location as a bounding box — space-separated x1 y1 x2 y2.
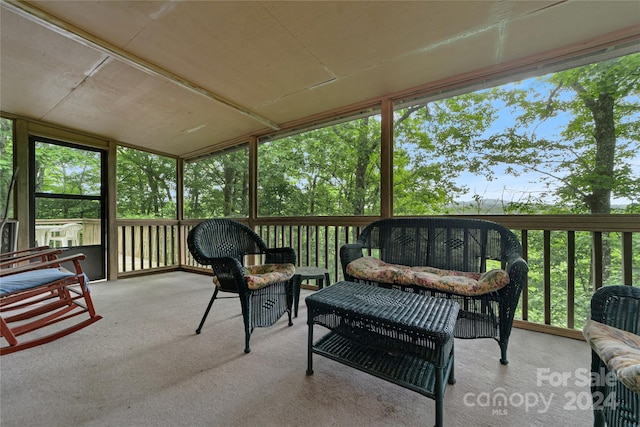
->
35 142 102 219
0 118 14 218
393 93 500 215
257 116 381 216
116 147 176 218
184 148 248 218
35 142 101 195
477 53 640 214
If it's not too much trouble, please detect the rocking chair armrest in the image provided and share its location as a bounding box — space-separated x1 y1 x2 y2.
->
0 248 63 269
0 246 52 260
0 253 86 278
264 247 296 265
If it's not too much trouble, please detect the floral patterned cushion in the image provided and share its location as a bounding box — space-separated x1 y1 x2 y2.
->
346 256 509 296
213 263 295 290
583 319 640 394
408 268 509 296
344 255 408 283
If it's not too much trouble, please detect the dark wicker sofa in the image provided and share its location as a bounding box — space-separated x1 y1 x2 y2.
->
340 217 528 364
584 285 640 427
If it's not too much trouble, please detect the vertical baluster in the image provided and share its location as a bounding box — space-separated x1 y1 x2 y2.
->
314 226 319 267
121 226 127 273
567 231 575 329
163 225 168 267
593 231 603 290
622 232 633 286
305 225 311 265
156 225 160 268
140 225 145 270
324 226 330 272
296 226 302 266
334 226 341 282
544 230 551 325
130 225 136 271
171 225 176 266
520 230 528 321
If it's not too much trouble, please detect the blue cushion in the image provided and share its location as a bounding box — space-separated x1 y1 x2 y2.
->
0 268 76 295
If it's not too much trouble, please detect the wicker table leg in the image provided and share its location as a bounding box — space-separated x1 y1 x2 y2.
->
306 321 314 375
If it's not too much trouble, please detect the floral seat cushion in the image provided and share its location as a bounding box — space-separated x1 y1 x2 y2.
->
583 319 640 394
346 256 509 296
213 263 295 290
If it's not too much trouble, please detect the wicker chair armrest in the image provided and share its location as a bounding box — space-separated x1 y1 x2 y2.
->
591 286 640 335
208 256 248 292
340 243 364 280
264 247 296 264
504 254 528 290
495 256 528 314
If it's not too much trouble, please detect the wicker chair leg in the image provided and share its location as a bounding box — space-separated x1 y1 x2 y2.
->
240 293 252 354
196 287 219 334
591 352 606 427
593 408 605 427
499 340 509 365
287 280 294 326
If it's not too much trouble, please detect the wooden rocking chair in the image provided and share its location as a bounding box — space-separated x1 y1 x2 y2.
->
0 247 102 355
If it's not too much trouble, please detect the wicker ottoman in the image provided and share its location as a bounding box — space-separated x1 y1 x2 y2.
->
306 281 459 427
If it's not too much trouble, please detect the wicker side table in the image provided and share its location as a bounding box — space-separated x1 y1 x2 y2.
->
306 281 459 427
292 266 331 317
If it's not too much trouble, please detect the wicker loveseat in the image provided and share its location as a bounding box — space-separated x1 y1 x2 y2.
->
583 285 640 427
340 217 528 365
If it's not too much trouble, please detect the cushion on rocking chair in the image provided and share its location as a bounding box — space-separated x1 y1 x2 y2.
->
212 263 295 290
0 268 76 295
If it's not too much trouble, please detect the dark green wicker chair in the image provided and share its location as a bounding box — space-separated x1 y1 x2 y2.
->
340 217 528 364
187 219 296 353
586 285 640 427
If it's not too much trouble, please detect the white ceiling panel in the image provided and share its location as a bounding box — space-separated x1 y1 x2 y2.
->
262 1 498 76
121 2 334 108
0 6 108 119
42 59 260 154
502 1 640 63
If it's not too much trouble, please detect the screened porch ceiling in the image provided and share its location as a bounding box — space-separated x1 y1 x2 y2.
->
1 1 639 158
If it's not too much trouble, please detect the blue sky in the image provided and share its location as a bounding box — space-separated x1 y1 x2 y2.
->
443 74 640 207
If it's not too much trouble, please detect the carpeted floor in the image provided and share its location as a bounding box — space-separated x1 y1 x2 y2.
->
1 272 594 426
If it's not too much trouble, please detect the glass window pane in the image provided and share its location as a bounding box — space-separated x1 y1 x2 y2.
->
35 141 101 196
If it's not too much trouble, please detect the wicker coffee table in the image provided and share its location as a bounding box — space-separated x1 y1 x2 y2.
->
305 281 459 427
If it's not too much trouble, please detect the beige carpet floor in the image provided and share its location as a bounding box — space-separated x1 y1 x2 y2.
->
1 272 594 426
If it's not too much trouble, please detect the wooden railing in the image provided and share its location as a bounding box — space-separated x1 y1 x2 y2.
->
117 219 180 275
122 215 640 338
